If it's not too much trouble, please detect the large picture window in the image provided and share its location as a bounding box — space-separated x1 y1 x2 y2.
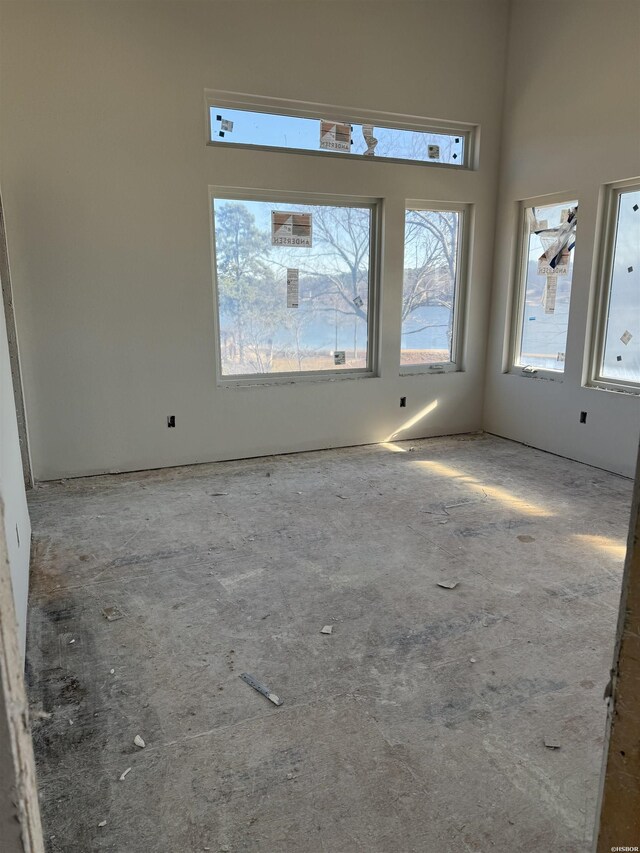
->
592 183 640 391
211 192 378 380
512 199 578 373
401 205 467 370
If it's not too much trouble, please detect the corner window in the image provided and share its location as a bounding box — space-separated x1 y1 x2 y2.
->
400 204 467 371
211 192 378 381
592 183 640 391
512 199 578 373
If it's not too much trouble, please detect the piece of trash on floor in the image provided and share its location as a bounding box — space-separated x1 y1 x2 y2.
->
35 710 52 720
210 492 228 497
119 767 132 781
469 657 476 663
240 672 283 706
543 734 562 750
69 639 76 644
98 820 107 828
134 735 146 749
517 535 535 543
437 580 459 589
110 668 115 675
102 606 125 622
320 625 333 635
335 494 347 500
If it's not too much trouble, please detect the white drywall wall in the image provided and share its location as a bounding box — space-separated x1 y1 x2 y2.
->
484 0 640 477
0 0 508 480
0 280 30 658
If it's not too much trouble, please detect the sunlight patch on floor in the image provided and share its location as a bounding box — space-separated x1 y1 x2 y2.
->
414 458 554 517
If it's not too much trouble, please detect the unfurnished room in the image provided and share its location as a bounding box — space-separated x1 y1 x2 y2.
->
0 2 639 851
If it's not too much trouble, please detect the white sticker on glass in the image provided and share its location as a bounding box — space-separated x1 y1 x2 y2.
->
287 268 299 308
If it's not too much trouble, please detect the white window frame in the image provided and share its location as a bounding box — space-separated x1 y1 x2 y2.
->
508 192 579 380
399 200 470 375
204 90 477 170
588 178 640 395
209 186 382 387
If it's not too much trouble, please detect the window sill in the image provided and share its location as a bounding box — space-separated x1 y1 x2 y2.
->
400 363 460 377
218 370 377 388
584 380 640 398
506 368 564 383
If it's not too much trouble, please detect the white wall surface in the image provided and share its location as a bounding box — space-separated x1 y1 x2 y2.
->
0 281 30 658
0 0 508 480
484 0 640 477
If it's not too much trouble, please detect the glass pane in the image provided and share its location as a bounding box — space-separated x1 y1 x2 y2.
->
516 201 578 371
210 106 464 166
600 189 640 384
213 198 372 376
401 208 460 366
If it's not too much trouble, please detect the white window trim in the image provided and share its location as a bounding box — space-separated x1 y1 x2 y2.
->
508 191 579 381
587 178 640 396
209 186 382 387
399 200 471 376
204 89 477 170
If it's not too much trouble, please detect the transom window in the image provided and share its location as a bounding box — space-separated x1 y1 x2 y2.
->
206 92 473 168
211 192 378 381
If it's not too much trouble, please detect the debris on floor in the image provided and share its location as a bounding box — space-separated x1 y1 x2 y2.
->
134 735 146 749
34 709 52 720
320 625 333 635
119 767 132 781
98 821 107 828
69 639 76 644
240 672 283 706
543 734 562 750
437 580 459 589
517 535 536 543
102 606 125 622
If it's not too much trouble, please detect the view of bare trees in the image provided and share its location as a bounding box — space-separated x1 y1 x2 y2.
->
214 200 458 375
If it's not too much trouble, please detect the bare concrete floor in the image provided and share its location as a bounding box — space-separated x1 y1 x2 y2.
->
25 434 632 853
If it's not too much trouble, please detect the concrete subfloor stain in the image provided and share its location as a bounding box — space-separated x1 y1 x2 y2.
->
25 434 631 852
